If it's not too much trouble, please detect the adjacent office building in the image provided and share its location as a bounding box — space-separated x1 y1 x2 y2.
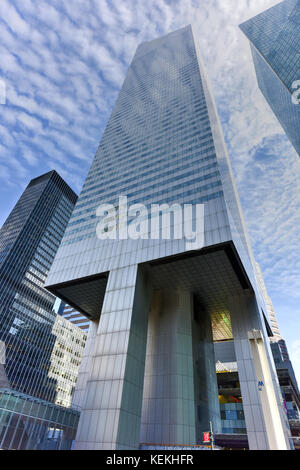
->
0 171 85 449
45 26 293 450
240 0 300 157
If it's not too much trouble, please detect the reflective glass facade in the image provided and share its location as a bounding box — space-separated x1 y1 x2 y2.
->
59 303 90 332
240 0 300 156
0 389 80 450
220 403 246 435
0 171 77 402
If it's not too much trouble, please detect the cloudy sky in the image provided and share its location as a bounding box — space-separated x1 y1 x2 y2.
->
0 0 299 383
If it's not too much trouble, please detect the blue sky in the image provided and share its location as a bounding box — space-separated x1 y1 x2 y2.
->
0 0 299 383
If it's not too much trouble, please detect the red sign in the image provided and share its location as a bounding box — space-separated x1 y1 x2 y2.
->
203 432 210 443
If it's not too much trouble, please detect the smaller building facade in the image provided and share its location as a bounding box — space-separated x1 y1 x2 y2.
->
240 0 300 157
0 315 87 449
214 339 300 450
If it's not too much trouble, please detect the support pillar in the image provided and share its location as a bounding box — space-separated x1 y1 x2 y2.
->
74 264 152 450
248 329 288 449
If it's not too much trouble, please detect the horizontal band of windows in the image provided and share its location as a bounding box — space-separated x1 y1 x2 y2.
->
68 160 218 226
62 181 222 240
77 140 215 210
65 171 220 233
83 140 215 194
100 112 210 152
90 127 213 176
90 106 210 166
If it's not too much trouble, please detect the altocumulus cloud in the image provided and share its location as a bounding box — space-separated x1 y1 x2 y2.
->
0 0 299 381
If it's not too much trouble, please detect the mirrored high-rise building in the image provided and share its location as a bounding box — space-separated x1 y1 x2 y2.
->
45 26 292 450
240 0 300 157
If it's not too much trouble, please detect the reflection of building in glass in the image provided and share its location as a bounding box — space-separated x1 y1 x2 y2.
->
0 171 83 449
48 315 87 408
58 302 90 332
214 263 300 450
240 0 300 157
215 339 300 450
46 26 292 450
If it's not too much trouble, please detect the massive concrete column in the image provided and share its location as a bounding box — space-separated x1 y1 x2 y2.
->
140 290 221 446
228 291 292 450
74 265 152 450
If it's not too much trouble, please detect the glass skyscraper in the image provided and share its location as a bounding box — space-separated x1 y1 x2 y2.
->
0 170 77 401
45 26 292 450
240 0 300 157
58 302 90 332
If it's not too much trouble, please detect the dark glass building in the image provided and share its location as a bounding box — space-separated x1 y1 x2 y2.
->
240 0 300 156
0 170 77 402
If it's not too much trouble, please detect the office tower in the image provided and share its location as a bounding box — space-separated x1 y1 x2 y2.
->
240 0 300 157
0 171 85 450
48 315 87 407
254 262 281 341
0 170 77 400
45 26 292 450
59 302 90 332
